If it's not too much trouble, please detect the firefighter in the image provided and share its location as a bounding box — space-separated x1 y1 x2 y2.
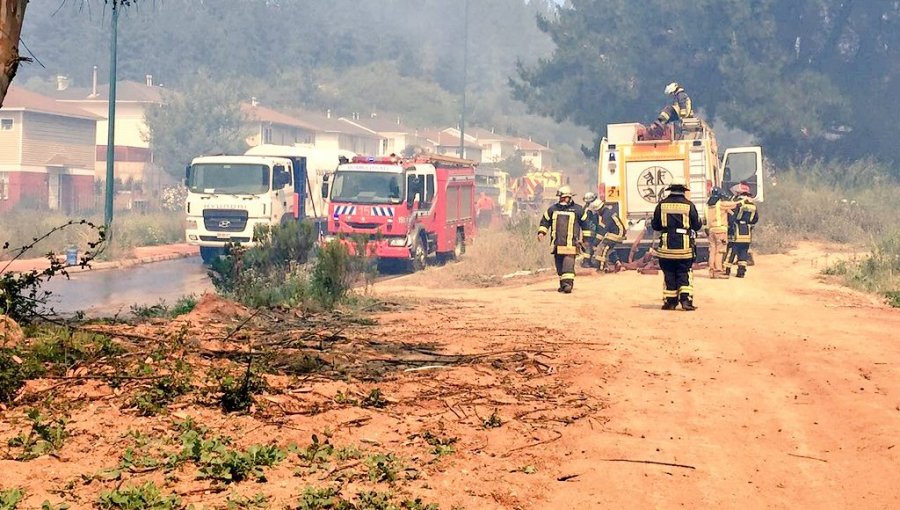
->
723 184 747 276
731 190 758 278
652 82 693 132
580 191 601 268
596 201 627 272
476 192 496 228
651 183 702 311
705 187 740 278
537 185 591 293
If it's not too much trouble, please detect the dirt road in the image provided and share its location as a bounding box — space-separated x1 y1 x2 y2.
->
372 244 900 509
1 244 897 509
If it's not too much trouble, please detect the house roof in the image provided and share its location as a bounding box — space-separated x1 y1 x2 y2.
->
242 103 318 130
53 80 165 103
291 110 379 138
419 128 482 150
466 127 519 143
1 86 101 120
340 115 413 134
511 137 552 152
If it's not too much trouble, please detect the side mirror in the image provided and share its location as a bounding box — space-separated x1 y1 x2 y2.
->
184 165 192 186
321 174 330 199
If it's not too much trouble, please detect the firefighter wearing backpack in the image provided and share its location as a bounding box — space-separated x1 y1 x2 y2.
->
651 183 702 311
580 192 601 268
730 190 758 278
596 201 626 272
538 185 591 293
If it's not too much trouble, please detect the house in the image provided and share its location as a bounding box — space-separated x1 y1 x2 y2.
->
511 137 553 171
418 128 484 162
53 76 164 184
443 127 519 164
290 110 382 156
338 114 429 156
0 87 99 213
242 100 317 147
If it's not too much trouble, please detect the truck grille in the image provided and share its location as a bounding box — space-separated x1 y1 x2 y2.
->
200 236 252 243
203 209 249 232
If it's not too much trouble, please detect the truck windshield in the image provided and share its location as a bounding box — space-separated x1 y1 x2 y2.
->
331 171 404 204
189 164 270 194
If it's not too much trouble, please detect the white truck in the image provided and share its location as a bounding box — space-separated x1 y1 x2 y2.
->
596 118 764 260
184 145 354 263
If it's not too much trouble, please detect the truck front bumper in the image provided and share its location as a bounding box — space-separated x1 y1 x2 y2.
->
320 235 412 259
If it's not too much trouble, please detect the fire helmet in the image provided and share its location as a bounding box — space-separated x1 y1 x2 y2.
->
583 191 598 203
665 82 680 95
557 185 574 198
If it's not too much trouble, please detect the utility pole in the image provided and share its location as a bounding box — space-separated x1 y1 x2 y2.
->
104 3 119 228
459 0 469 160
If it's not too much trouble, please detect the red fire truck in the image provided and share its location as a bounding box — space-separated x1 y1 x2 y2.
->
321 154 477 271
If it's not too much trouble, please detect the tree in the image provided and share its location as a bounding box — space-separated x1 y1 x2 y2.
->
512 0 900 166
143 73 249 178
0 0 28 108
0 1 136 108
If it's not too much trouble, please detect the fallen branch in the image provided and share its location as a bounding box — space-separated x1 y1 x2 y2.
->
600 458 696 470
787 453 828 463
503 430 563 456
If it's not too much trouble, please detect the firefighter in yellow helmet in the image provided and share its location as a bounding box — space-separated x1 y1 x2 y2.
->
596 200 627 272
651 182 702 310
653 82 693 132
538 185 591 293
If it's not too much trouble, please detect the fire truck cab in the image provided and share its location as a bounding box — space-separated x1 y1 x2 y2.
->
321 154 477 271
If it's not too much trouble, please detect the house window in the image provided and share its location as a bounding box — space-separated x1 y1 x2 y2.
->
263 127 273 144
533 151 539 157
0 172 10 200
0 118 13 130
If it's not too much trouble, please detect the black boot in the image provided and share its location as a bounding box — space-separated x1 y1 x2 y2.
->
680 297 697 311
736 267 746 278
724 267 731 276
661 298 678 310
561 281 573 294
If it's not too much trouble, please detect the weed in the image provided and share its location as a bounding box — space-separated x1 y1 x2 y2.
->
199 443 286 483
297 435 335 468
292 487 352 510
130 295 198 319
225 492 269 509
365 453 403 483
0 489 24 510
27 327 125 372
483 410 503 429
334 390 358 406
40 501 70 510
97 482 182 510
518 465 537 474
129 359 194 416
311 241 356 309
7 408 68 460
217 367 268 413
360 388 387 409
0 349 40 403
421 431 457 457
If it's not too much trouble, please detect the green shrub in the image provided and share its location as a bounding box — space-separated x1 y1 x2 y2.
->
130 295 198 319
0 349 40 403
824 233 900 306
129 359 194 416
198 443 286 483
0 488 24 510
311 241 355 309
7 408 69 460
97 482 182 510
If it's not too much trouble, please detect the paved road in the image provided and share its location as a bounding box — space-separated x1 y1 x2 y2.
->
42 257 213 316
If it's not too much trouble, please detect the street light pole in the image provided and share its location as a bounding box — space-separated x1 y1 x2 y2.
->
104 3 119 228
459 0 469 160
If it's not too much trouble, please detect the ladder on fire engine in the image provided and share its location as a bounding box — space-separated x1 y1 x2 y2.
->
413 153 479 167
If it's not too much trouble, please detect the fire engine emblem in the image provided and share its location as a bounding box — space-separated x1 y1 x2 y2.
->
638 166 674 203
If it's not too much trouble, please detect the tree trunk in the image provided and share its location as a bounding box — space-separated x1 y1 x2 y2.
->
0 0 28 109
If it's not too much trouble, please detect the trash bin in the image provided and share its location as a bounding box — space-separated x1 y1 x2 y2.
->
65 246 78 267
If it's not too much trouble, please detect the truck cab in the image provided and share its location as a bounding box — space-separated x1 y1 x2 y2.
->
322 154 476 271
184 155 298 263
475 167 512 216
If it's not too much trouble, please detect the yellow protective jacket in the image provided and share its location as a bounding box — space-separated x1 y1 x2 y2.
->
651 192 702 260
598 206 627 243
706 197 740 233
733 198 758 243
538 201 590 255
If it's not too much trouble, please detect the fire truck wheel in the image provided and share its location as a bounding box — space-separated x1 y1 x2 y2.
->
454 230 465 258
410 236 427 272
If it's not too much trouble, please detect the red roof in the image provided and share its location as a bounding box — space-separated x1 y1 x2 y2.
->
1 87 100 120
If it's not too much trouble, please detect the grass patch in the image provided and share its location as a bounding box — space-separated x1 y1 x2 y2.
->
0 488 24 510
130 295 198 319
823 234 900 306
290 487 437 510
